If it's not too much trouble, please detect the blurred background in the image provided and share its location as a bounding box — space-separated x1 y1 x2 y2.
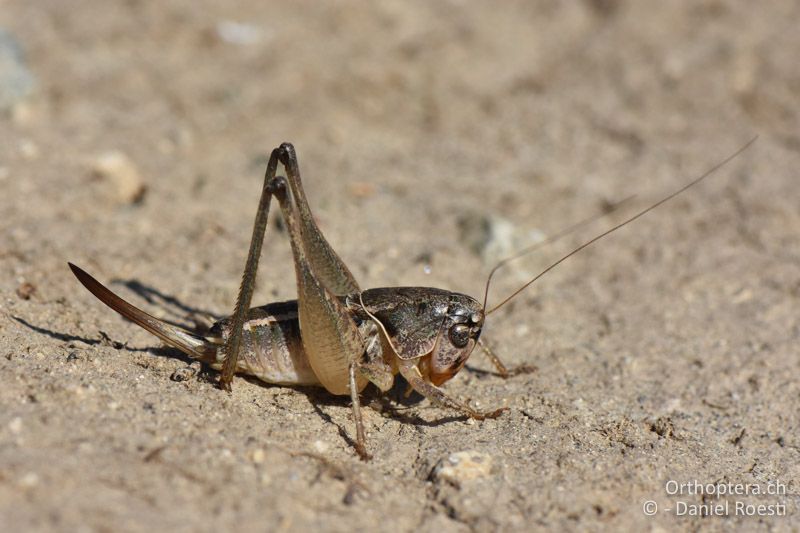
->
4 1 797 301
1 1 798 531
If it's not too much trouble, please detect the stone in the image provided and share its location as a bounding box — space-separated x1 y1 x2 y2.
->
432 450 494 485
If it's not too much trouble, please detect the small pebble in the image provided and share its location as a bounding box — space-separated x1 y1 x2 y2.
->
16 281 35 300
432 450 493 485
348 181 376 198
251 448 266 464
91 151 147 204
8 416 22 434
19 472 38 488
70 384 95 398
0 29 35 111
170 365 197 382
10 100 35 125
19 139 39 159
457 211 545 264
215 21 264 45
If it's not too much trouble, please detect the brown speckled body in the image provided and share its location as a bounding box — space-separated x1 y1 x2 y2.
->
206 300 319 386
201 287 483 390
69 261 486 398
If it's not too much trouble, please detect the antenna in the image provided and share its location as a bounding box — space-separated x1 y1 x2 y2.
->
481 195 636 311
485 136 757 316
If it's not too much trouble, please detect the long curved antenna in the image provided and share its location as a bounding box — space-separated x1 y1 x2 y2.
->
486 136 758 316
481 194 636 311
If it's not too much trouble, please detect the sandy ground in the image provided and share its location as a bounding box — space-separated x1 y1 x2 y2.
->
1 1 799 531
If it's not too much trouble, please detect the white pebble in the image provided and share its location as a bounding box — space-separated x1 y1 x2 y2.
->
18 139 38 159
216 21 264 46
433 450 493 485
8 416 22 434
19 472 39 488
251 448 266 464
91 151 146 204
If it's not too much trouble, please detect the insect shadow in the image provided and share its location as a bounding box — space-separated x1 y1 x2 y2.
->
111 278 222 328
11 314 177 359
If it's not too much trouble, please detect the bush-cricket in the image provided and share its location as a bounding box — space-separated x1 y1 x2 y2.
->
69 138 756 460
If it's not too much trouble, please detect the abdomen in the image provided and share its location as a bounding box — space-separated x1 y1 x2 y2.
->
208 300 321 386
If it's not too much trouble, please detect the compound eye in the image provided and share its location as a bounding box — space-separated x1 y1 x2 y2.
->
448 324 470 348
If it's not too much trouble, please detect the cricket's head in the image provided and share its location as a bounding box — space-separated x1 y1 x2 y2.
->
357 287 484 385
426 293 484 386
